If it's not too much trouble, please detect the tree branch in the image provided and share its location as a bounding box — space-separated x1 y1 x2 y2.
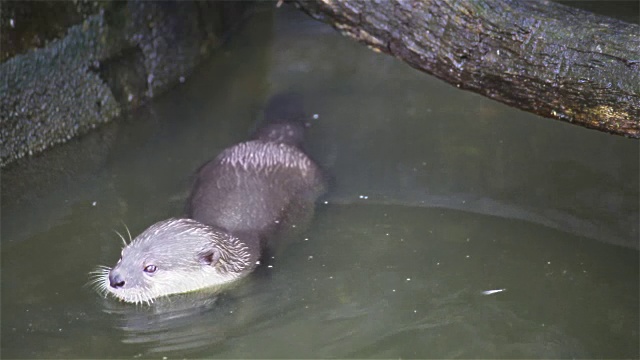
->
294 0 640 138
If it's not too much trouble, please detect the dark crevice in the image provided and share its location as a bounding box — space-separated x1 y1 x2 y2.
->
91 45 148 109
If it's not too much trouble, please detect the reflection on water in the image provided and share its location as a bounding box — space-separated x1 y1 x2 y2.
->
1 3 638 359
102 292 225 353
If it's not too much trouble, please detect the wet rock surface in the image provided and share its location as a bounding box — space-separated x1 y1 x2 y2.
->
0 1 252 167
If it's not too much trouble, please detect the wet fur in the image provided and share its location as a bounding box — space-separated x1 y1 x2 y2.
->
186 140 325 245
93 94 325 304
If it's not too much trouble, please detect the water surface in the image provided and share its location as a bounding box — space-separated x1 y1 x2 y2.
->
2 4 638 359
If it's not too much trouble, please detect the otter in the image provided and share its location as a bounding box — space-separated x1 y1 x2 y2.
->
91 94 326 305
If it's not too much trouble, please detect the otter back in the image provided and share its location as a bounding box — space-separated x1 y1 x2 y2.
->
186 140 325 245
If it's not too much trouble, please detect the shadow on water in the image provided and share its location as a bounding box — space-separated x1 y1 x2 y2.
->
1 3 638 359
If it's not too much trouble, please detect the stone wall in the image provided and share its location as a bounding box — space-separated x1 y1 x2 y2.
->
0 1 252 167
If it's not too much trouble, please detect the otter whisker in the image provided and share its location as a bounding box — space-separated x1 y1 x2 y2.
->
86 266 110 288
94 282 109 298
120 220 133 244
113 229 128 247
87 275 110 298
87 268 108 278
86 274 106 285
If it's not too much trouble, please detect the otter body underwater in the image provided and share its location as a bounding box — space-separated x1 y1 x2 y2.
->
93 95 326 304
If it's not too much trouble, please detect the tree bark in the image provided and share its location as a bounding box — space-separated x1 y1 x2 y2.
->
294 0 640 138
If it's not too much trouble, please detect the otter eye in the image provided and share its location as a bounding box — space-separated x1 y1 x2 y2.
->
144 265 157 273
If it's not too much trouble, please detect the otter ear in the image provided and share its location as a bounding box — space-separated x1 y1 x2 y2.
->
198 248 221 266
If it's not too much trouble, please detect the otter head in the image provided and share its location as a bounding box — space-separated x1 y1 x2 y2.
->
92 218 254 305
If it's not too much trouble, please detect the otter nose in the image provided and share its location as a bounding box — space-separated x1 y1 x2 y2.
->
109 271 125 288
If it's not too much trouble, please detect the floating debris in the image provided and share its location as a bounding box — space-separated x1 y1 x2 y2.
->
481 288 506 295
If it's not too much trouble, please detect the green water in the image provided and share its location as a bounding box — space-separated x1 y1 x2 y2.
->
2 4 638 359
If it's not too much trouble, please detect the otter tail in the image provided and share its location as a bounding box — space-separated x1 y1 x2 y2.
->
252 92 309 147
